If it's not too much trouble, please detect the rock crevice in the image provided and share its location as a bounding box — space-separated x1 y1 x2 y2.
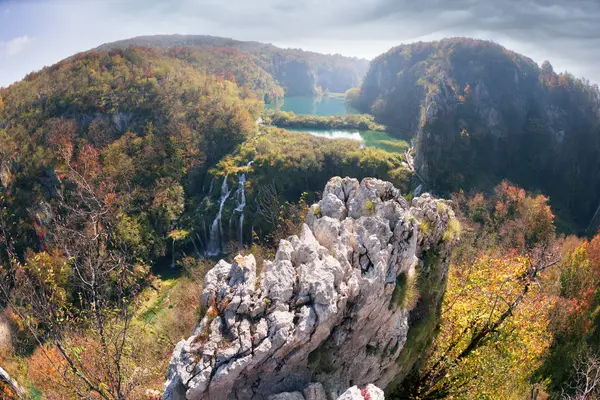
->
163 177 458 400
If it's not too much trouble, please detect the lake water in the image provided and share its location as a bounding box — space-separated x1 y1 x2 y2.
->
266 95 356 116
267 96 408 153
287 128 408 154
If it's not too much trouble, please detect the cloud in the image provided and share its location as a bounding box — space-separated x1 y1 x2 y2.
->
1 36 34 57
2 0 600 87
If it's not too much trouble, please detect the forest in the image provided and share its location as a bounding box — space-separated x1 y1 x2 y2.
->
354 38 600 233
0 36 599 400
96 35 370 96
263 109 387 131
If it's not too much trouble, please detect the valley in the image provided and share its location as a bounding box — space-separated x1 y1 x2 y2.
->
0 34 599 400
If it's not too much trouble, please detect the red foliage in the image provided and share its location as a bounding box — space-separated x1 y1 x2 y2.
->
46 118 77 162
72 144 101 181
360 387 371 400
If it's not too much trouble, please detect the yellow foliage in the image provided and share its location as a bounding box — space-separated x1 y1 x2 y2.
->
425 255 555 398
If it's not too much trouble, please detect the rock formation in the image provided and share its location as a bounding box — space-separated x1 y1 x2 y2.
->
163 177 458 400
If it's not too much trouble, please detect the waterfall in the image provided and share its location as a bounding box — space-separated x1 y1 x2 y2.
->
202 219 208 248
206 175 231 256
414 184 423 197
234 173 247 245
239 215 245 246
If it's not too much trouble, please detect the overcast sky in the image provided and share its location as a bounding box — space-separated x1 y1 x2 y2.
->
1 0 599 88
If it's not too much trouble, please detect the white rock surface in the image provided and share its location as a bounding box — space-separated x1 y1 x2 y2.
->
337 385 385 400
163 177 457 400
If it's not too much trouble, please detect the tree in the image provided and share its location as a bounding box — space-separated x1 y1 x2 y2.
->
537 235 600 396
409 254 556 399
152 178 185 267
394 183 559 399
257 182 281 229
0 152 147 399
344 87 361 109
562 352 600 400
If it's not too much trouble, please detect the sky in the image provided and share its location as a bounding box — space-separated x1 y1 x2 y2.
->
1 0 600 88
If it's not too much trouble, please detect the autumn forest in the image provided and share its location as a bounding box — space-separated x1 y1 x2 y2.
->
0 35 599 400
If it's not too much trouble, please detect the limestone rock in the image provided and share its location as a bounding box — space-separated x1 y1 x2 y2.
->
337 385 384 400
163 177 458 400
268 393 305 400
303 383 327 400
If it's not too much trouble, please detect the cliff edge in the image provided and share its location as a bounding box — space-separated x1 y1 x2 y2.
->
163 177 459 399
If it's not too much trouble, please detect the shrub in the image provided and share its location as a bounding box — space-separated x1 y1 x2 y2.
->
365 200 376 215
443 218 461 242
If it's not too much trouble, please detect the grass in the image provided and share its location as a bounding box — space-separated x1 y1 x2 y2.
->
364 200 376 215
390 270 420 310
28 384 42 400
388 249 446 393
393 306 439 372
435 201 447 213
137 278 179 325
443 218 461 242
375 139 410 152
419 220 432 235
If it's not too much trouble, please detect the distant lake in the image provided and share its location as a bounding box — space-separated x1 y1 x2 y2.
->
266 96 407 153
287 128 408 154
266 95 357 116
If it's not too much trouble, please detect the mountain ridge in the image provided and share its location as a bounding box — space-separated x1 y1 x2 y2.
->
94 34 371 96
353 37 600 232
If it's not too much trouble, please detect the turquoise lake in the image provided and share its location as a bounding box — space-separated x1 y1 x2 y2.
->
267 96 408 153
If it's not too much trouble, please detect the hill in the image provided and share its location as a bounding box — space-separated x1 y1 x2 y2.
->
352 38 600 232
95 34 371 96
0 44 409 273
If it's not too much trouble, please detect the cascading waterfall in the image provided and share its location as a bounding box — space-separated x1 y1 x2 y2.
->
234 173 247 246
206 175 231 256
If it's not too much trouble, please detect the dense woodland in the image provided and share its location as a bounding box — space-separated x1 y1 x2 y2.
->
263 109 386 131
354 38 600 233
96 35 370 96
0 36 599 399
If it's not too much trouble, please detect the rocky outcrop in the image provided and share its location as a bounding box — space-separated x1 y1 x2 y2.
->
266 383 383 400
163 177 458 400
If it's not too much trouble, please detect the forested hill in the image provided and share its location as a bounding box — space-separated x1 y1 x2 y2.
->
0 44 409 282
350 38 600 232
95 34 370 96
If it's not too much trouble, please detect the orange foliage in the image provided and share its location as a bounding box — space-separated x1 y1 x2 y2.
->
0 382 16 399
586 233 600 269
28 344 72 398
28 335 109 399
73 144 101 181
464 84 473 98
46 118 77 163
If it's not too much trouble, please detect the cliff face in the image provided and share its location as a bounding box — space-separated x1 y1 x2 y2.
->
163 177 458 400
357 38 600 231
